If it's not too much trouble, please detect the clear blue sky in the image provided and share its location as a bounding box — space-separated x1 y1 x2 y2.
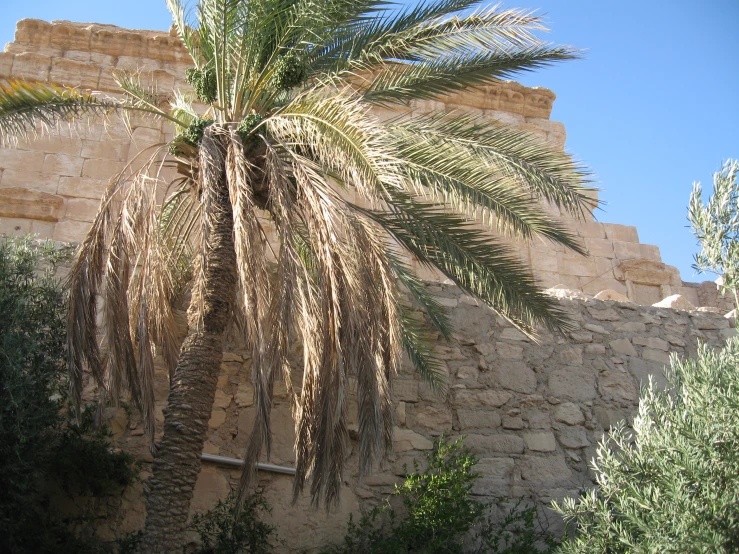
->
2 1 738 283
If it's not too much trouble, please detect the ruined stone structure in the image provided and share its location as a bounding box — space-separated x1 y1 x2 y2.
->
2 18 737 552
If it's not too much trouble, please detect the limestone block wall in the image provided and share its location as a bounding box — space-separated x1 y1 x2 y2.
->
84 285 735 552
0 18 707 306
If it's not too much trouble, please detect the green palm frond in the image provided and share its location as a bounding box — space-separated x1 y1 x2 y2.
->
362 45 576 105
387 122 586 251
389 254 453 340
0 80 117 145
363 4 544 61
359 194 573 334
398 112 594 216
0 79 185 146
400 308 447 391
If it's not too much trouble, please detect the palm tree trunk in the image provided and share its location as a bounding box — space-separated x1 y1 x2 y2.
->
139 133 237 553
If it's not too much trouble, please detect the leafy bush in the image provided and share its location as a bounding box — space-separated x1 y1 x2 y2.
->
553 339 739 553
0 235 137 553
322 438 555 554
190 490 276 554
688 159 739 308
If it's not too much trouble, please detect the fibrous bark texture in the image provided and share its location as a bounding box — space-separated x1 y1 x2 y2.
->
139 132 236 553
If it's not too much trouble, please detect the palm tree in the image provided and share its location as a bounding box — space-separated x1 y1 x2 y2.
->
0 1 593 551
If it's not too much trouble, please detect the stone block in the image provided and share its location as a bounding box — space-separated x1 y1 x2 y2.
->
653 294 695 311
0 217 54 236
555 426 590 449
592 406 627 430
14 19 52 46
463 434 525 454
559 347 583 365
0 187 63 222
577 222 607 239
412 406 452 431
502 416 524 429
190 466 231 515
612 321 646 333
116 55 161 71
455 389 512 408
477 457 515 479
213 389 232 409
523 432 556 452
609 338 637 357
584 323 609 334
50 23 91 51
1 169 60 194
640 244 661 261
53 219 92 242
393 379 419 402
548 367 596 401
691 314 729 330
456 409 501 430
613 240 643 260
553 402 584 426
628 358 668 389
585 344 606 355
393 428 433 451
584 237 615 258
62 197 100 222
642 348 670 364
0 149 46 171
499 327 528 341
494 362 537 394
603 223 639 243
0 53 14 77
17 135 82 156
495 342 523 358
208 408 226 429
558 254 597 278
58 176 109 199
43 153 84 177
598 371 637 403
11 52 51 81
519 455 571 482
455 365 479 383
81 139 128 161
632 336 668 351
594 289 631 302
50 58 100 87
82 158 125 180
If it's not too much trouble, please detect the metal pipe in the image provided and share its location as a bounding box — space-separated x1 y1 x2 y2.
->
200 453 297 475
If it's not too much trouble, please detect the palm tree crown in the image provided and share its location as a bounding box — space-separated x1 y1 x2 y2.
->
0 0 592 543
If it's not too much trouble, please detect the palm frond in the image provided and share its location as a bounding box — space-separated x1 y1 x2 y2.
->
362 45 576 105
385 118 588 251
400 308 447 391
395 112 594 217
0 80 117 146
357 194 573 335
389 254 453 340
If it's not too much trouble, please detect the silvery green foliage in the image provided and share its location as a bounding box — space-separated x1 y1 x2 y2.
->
553 339 739 553
688 159 739 308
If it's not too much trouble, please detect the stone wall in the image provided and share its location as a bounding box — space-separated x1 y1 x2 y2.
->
83 284 735 552
0 18 714 306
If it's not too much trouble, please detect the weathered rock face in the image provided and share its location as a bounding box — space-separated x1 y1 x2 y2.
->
1 18 723 307
82 283 734 552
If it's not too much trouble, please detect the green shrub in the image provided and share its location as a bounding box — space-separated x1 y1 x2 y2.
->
553 339 739 553
322 438 556 554
0 235 137 554
190 490 276 554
